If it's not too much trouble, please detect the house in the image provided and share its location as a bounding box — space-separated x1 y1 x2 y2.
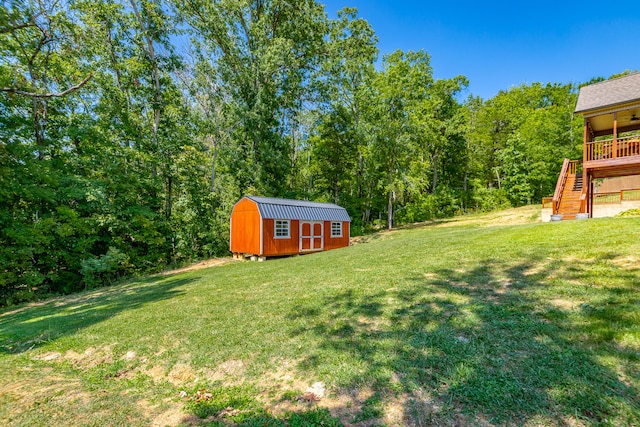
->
547 73 640 220
230 196 351 260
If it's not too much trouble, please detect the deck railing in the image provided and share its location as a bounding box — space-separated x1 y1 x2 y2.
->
542 197 553 209
552 159 570 214
585 135 640 162
594 188 640 204
568 160 579 175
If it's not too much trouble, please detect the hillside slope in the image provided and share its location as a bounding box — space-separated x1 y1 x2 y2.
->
1 208 639 426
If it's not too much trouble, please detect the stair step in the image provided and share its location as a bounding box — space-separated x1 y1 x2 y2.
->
555 170 585 219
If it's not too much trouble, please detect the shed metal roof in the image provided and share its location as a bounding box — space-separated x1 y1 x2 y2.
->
246 196 351 222
575 73 640 114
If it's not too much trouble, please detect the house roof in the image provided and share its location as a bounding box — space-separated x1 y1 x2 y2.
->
246 196 351 222
575 73 640 114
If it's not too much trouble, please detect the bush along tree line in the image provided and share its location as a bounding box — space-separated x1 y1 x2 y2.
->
0 0 625 304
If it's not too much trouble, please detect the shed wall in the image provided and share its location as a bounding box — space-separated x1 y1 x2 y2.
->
324 221 350 250
230 198 261 255
262 219 301 256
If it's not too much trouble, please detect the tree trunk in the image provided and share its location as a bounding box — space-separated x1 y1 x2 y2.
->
387 190 393 230
387 167 394 230
210 135 217 192
166 173 173 219
431 153 439 193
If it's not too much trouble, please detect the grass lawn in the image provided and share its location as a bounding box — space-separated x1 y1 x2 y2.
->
1 206 639 426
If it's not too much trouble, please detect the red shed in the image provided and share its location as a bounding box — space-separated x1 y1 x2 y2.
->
230 196 351 259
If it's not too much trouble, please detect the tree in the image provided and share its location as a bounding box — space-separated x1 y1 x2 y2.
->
410 75 468 194
466 82 581 207
310 7 377 210
371 50 433 230
175 0 328 195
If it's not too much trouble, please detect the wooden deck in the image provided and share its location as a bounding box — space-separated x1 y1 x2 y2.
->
584 136 640 178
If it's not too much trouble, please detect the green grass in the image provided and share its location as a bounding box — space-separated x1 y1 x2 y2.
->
1 206 639 426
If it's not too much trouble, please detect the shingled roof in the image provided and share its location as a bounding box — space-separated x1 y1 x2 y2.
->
575 73 640 114
246 196 351 222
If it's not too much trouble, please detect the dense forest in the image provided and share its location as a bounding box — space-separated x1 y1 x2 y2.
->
0 0 625 304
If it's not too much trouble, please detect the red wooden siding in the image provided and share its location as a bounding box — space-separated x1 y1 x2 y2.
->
324 221 350 250
260 219 349 255
230 196 350 257
262 219 300 256
230 198 261 255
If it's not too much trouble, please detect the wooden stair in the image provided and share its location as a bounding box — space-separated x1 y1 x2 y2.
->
557 173 583 219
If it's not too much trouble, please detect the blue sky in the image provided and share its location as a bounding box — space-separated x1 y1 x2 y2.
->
321 0 640 100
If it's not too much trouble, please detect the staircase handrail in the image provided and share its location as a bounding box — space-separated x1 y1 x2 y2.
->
580 190 587 213
552 159 570 214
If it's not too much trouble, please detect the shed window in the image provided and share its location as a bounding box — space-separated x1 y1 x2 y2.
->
331 222 342 237
274 220 290 238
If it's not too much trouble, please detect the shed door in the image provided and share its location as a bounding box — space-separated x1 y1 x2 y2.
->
300 221 323 252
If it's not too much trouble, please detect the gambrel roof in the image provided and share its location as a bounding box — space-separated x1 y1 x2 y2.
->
575 73 640 114
246 196 351 222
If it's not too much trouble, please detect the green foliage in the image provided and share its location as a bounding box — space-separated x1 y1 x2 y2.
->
615 209 640 217
396 188 463 223
80 248 130 289
470 186 512 212
466 82 581 206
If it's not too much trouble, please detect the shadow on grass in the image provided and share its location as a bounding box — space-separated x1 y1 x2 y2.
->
0 275 194 354
288 253 640 425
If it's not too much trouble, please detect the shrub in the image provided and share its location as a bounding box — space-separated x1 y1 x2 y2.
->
80 247 130 289
471 187 512 212
616 208 640 218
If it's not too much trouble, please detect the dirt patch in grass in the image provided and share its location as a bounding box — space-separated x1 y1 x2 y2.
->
137 398 194 427
268 385 376 425
611 255 639 269
393 390 438 426
146 365 168 383
160 258 236 276
257 362 352 420
168 363 196 385
548 298 582 311
32 345 115 367
0 300 51 318
1 375 91 421
356 315 389 332
557 415 588 427
31 351 62 361
522 260 553 278
259 360 308 393
201 359 246 384
63 345 114 368
434 205 541 229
